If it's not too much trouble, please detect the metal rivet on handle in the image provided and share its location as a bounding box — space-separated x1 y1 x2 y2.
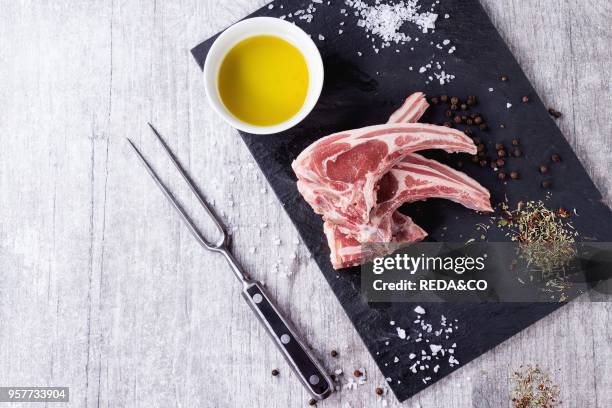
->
280 334 291 344
253 293 263 304
309 374 320 385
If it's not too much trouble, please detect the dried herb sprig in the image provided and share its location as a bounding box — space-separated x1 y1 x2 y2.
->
510 364 561 407
499 201 577 276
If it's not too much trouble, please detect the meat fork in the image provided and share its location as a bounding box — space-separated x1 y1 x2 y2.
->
127 124 333 401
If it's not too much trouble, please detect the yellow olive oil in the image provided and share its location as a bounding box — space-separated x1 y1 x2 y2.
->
218 35 309 127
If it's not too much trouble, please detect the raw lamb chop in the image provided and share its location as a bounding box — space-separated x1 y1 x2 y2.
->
323 154 492 267
325 94 491 266
294 93 492 269
366 153 493 241
292 123 477 227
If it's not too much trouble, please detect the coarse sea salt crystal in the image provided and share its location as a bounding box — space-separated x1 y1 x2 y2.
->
430 344 442 355
318 34 325 41
397 327 406 339
506 102 512 108
414 305 426 314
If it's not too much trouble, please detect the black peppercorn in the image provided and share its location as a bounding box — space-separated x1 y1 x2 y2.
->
443 121 453 128
460 103 468 111
472 137 481 144
464 129 474 137
471 155 479 163
354 370 363 377
474 116 483 125
477 143 485 152
498 172 507 180
450 96 459 105
522 95 530 103
551 153 561 162
501 75 509 82
496 159 505 167
456 160 464 168
497 149 506 158
376 387 384 396
450 104 458 111
430 97 440 105
539 164 548 173
454 115 462 124
466 119 473 125
512 148 522 158
511 139 520 146
440 95 449 103
331 350 338 357
445 110 453 117
510 171 520 180
467 95 477 106
309 398 317 406
542 180 552 189
272 369 280 376
479 159 488 167
548 108 562 118
495 143 504 151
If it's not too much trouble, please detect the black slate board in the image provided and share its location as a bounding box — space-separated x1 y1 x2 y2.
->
191 0 612 401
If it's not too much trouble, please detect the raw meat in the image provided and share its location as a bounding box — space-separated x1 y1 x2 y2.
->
294 93 492 269
323 154 492 267
366 153 493 241
323 214 427 269
292 123 477 226
387 92 430 124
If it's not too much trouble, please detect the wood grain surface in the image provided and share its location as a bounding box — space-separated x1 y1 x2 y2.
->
0 1 610 407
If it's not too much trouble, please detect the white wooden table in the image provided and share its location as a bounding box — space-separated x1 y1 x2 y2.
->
0 1 610 407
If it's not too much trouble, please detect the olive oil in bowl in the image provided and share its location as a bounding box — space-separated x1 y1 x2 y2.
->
218 35 309 127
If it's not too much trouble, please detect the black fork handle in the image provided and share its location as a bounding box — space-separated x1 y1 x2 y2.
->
242 281 333 401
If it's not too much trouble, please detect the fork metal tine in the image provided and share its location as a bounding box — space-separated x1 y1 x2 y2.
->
147 122 227 240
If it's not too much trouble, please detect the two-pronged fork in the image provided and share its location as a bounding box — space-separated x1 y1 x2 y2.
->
127 124 333 401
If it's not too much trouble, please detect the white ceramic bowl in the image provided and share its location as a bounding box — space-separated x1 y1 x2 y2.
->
203 17 324 135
